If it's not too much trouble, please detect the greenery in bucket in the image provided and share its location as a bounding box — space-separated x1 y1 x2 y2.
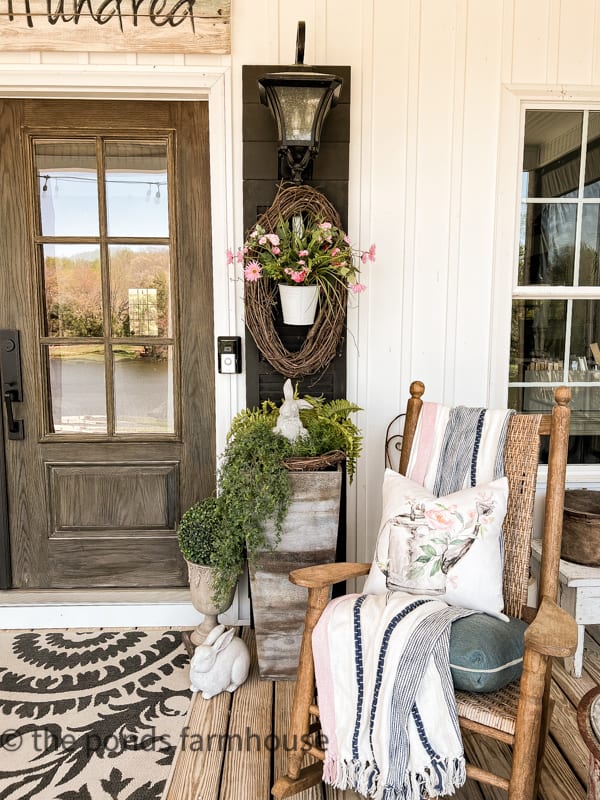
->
178 390 362 607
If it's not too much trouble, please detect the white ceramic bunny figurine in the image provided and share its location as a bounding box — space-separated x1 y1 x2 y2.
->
273 379 312 442
189 625 250 699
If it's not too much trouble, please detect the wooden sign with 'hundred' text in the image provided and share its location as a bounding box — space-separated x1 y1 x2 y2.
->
0 0 230 53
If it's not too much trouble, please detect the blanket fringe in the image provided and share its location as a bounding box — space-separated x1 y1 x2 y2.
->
381 756 467 800
325 755 466 800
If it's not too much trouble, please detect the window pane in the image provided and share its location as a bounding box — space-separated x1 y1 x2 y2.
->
47 344 107 433
114 345 174 433
579 206 600 286
43 244 103 337
510 299 567 381
519 202 576 285
570 299 600 372
109 245 171 337
584 112 600 197
105 142 169 238
522 110 582 199
35 140 99 237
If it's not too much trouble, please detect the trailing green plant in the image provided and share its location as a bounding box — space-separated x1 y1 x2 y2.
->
180 392 362 607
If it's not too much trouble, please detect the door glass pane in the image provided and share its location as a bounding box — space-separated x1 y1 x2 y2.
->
519 202 576 286
105 142 169 238
47 344 107 433
114 345 174 433
510 299 567 381
522 111 582 199
43 244 103 337
579 206 600 286
109 245 171 337
34 140 99 237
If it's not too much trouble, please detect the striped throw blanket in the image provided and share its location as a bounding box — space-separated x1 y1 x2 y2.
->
313 593 473 800
406 404 514 494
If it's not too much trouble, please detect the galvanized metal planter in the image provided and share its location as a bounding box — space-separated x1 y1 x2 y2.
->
249 469 342 680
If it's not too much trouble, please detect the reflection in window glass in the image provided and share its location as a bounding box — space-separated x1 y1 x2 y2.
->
105 142 169 238
585 112 600 197
518 203 576 286
579 206 600 286
35 140 99 237
47 345 107 433
109 245 171 337
570 299 600 374
114 345 174 433
510 299 567 382
522 110 582 199
43 244 103 337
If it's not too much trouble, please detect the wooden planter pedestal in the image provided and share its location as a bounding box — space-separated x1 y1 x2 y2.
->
249 469 342 680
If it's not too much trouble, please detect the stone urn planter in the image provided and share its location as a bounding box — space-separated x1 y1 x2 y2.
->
186 561 237 647
249 468 342 680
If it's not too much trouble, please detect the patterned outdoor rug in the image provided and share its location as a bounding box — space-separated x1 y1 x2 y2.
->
0 628 191 800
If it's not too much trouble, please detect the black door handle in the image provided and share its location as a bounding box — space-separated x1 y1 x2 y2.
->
3 389 24 440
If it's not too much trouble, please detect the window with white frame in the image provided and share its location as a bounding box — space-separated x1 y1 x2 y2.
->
509 109 600 464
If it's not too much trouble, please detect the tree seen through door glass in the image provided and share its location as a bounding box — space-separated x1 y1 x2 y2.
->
109 245 170 337
43 244 103 337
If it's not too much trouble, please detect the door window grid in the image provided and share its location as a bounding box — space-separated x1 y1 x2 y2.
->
31 135 178 437
510 109 600 464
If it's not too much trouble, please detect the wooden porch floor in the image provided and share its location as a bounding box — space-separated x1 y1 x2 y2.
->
164 626 600 800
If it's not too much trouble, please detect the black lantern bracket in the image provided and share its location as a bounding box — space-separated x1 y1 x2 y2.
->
257 21 343 185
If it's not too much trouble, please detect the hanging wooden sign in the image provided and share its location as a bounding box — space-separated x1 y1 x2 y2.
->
0 0 230 53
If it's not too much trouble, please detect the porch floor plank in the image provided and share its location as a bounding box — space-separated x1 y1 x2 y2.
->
162 678 231 800
219 627 273 800
166 629 596 799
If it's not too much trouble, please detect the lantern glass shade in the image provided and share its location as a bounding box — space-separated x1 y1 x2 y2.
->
258 71 342 150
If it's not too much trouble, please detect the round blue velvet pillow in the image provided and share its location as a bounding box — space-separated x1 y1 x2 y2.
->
449 614 528 693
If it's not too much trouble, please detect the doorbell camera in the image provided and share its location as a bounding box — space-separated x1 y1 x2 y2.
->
217 336 242 374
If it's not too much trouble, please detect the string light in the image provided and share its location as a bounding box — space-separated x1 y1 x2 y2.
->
38 173 167 204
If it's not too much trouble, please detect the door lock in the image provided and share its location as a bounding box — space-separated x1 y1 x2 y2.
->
0 330 24 440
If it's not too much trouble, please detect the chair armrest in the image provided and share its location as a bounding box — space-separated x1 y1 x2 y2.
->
524 596 578 658
289 562 371 589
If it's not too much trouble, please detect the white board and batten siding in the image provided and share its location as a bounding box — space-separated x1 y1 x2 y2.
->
1 0 599 626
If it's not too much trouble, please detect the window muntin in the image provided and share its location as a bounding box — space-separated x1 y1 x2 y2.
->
510 109 600 464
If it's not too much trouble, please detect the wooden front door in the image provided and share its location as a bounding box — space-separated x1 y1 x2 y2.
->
0 100 215 589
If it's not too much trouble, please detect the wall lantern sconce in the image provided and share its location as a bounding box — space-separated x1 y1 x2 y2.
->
257 22 343 184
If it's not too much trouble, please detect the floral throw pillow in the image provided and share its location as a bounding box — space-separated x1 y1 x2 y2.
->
363 470 509 618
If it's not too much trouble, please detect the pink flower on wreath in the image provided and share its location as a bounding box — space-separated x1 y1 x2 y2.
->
259 236 267 245
331 247 341 257
361 252 368 264
350 282 366 294
424 507 456 531
368 244 377 262
272 246 281 255
298 260 306 266
298 249 309 257
266 233 280 245
319 222 332 230
226 248 234 265
244 261 262 282
236 250 245 264
343 234 351 245
290 270 307 283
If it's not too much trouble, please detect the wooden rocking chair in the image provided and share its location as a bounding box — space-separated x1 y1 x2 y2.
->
272 381 578 800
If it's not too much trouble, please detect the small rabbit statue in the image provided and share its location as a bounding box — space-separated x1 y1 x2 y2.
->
273 379 312 442
189 624 250 700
